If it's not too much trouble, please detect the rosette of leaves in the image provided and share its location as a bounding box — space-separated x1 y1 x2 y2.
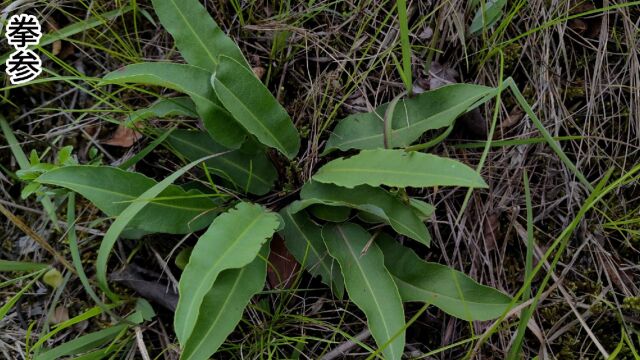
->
27 1 513 359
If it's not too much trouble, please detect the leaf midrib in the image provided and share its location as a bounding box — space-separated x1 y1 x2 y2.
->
185 267 247 357
337 225 398 357
179 212 265 340
285 211 334 279
214 77 289 154
393 275 509 306
40 179 212 212
167 0 218 67
333 94 488 148
169 134 270 186
319 168 474 184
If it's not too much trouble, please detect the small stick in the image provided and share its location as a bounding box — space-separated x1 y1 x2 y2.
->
0 202 75 273
321 329 372 360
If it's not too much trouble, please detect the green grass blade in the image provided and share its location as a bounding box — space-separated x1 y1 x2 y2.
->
0 260 48 272
95 153 227 300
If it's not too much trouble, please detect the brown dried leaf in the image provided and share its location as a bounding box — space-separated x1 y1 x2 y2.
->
252 66 266 80
482 212 500 251
49 306 69 325
101 123 143 148
267 235 299 289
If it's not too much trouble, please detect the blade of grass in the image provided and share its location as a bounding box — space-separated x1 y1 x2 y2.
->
96 153 228 300
0 271 46 319
504 77 592 190
396 0 412 95
66 193 119 318
455 48 505 222
0 115 59 229
506 170 534 358
118 127 176 170
0 6 133 64
467 163 640 358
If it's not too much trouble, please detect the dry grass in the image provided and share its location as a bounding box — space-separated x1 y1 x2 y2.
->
1 0 639 359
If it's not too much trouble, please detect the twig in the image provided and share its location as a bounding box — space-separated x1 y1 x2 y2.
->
321 329 371 360
0 202 75 273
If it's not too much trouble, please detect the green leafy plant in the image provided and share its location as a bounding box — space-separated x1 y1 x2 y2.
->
23 0 517 358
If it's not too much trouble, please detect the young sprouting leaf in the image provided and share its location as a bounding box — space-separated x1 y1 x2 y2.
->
128 97 197 125
175 247 193 271
469 0 507 35
181 246 268 360
323 84 495 153
150 0 248 72
377 235 512 321
35 166 220 235
409 198 435 220
313 149 487 189
174 202 281 345
322 223 405 360
211 56 300 159
166 129 277 195
278 207 344 298
43 268 64 288
290 181 431 245
102 62 246 148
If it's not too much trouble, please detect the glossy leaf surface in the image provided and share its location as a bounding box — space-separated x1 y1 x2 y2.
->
36 166 219 234
378 235 512 321
211 56 300 159
322 223 405 360
313 149 488 189
290 181 431 245
102 62 245 148
324 84 495 153
151 0 248 72
181 247 268 360
174 202 280 344
166 129 277 195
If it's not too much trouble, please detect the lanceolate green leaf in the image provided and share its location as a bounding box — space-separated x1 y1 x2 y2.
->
181 247 268 360
166 130 277 195
290 181 431 245
377 235 512 321
175 202 280 345
324 84 495 153
151 0 248 72
102 62 245 148
35 166 220 234
322 223 405 360
278 208 344 298
211 56 300 159
128 97 197 125
409 198 435 220
313 149 488 189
